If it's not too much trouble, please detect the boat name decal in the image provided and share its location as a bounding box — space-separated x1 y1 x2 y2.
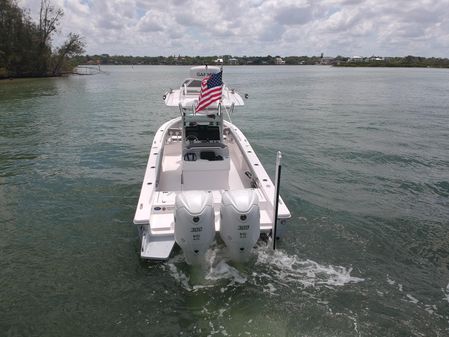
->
196 72 213 77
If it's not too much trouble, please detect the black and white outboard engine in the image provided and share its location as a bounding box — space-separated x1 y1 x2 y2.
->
174 191 215 264
220 189 260 261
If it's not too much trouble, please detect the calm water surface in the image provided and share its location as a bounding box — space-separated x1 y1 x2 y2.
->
1 66 448 336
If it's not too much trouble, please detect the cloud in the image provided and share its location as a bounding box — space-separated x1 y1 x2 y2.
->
275 5 314 25
259 23 286 41
137 11 166 32
16 0 449 57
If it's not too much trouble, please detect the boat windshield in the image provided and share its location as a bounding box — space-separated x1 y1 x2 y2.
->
182 79 202 93
185 125 220 142
188 80 202 87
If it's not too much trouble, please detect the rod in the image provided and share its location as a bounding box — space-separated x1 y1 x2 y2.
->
223 103 233 123
272 151 282 250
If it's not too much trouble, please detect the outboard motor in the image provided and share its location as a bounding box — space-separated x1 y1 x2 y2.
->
174 191 215 265
220 189 260 261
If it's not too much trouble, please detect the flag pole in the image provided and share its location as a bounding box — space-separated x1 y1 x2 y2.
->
219 65 223 114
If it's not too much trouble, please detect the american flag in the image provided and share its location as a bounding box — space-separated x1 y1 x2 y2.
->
195 70 223 113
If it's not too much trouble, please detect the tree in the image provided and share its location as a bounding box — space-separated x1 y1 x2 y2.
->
37 0 63 74
38 0 62 46
0 0 39 76
0 0 85 78
52 33 85 75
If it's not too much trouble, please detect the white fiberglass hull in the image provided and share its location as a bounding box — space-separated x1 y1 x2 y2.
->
133 117 291 261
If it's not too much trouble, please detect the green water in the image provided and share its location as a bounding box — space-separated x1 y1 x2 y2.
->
1 66 448 336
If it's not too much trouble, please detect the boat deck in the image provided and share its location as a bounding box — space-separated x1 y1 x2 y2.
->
157 142 249 192
158 153 181 191
149 139 274 236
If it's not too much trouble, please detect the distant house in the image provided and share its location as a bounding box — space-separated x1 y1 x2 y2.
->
320 57 334 65
228 58 238 65
369 56 384 61
275 57 285 65
214 58 224 64
349 56 363 62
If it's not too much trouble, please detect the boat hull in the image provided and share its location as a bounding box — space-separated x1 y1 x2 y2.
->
133 117 290 262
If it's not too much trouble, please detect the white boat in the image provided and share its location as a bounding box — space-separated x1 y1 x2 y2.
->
133 66 291 264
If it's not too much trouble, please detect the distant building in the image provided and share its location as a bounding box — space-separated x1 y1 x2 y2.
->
369 56 384 61
214 58 224 64
320 57 334 65
349 56 363 62
275 57 285 65
228 58 238 65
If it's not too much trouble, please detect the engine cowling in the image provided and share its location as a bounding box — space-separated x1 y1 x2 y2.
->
174 191 215 265
220 189 260 261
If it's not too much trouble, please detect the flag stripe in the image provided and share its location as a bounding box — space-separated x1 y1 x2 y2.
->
196 89 222 112
199 93 221 105
195 70 223 113
198 87 222 102
196 92 222 111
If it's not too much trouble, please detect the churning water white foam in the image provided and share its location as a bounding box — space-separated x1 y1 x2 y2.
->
166 243 364 293
165 246 247 292
255 245 364 289
444 283 449 303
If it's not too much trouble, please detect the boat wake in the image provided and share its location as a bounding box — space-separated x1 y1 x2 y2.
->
164 242 364 293
255 245 364 289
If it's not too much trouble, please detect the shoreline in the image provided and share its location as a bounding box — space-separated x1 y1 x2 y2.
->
2 64 448 81
0 73 72 81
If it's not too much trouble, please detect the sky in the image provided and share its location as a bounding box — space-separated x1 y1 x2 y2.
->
19 0 449 57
